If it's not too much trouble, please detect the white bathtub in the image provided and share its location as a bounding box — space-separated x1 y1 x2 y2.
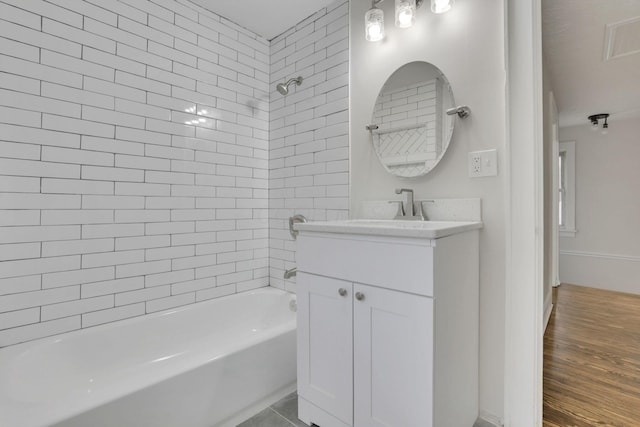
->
0 288 297 427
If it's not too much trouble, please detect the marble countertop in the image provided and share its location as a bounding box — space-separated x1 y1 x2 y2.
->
294 219 483 239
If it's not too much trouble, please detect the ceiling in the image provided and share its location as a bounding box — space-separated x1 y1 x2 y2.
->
542 0 640 127
191 0 336 41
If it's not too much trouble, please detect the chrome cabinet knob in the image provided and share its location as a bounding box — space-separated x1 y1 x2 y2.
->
338 288 347 297
355 292 365 301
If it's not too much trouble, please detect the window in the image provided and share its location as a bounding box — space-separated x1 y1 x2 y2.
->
559 150 565 227
558 141 576 237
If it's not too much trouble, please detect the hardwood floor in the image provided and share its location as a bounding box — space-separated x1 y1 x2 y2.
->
543 284 640 426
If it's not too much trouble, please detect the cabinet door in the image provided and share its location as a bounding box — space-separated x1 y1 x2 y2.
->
353 284 434 427
297 272 353 425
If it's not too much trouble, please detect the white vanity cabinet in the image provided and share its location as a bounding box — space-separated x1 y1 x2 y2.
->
295 224 480 427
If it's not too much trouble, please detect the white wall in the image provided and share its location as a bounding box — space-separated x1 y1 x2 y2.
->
0 0 271 347
350 0 506 421
268 0 350 291
559 117 640 294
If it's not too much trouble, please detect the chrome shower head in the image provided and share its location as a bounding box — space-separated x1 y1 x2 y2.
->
276 76 303 95
276 83 288 95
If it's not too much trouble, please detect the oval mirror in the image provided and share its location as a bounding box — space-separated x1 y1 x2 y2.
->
370 61 455 178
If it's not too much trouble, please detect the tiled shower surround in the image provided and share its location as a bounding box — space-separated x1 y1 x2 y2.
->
268 1 350 290
0 0 348 347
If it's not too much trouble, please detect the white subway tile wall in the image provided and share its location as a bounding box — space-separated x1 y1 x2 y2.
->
372 79 443 175
268 0 350 291
0 0 274 347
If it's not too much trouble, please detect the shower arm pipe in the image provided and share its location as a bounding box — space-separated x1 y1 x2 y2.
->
283 77 302 87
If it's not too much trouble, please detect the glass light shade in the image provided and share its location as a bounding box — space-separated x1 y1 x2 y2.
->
395 0 416 28
431 0 453 14
365 7 385 41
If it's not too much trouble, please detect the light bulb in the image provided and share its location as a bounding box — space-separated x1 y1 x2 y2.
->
590 121 599 131
395 0 416 28
431 0 453 14
365 6 385 42
367 22 383 40
398 10 413 26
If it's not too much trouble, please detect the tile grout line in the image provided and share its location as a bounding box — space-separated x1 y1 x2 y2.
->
267 407 298 427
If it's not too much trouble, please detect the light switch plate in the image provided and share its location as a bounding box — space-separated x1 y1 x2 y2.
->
468 149 498 178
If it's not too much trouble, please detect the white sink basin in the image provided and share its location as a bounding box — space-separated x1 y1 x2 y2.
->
294 219 483 239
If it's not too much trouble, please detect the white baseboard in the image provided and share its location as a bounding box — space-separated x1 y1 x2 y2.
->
560 250 640 263
543 303 553 333
543 290 553 333
476 411 504 427
559 250 640 295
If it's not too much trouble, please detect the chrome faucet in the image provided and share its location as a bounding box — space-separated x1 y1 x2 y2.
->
395 188 414 216
394 188 425 220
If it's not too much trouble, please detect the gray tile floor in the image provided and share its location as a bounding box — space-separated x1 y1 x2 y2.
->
238 392 498 427
237 392 307 427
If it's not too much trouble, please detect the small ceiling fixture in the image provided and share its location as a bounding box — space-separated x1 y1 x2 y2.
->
366 0 453 41
588 113 610 135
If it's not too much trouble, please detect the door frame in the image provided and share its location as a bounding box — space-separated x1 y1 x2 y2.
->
546 90 559 330
550 91 560 289
504 0 544 426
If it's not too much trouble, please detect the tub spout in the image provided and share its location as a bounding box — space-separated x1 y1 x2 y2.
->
284 267 297 279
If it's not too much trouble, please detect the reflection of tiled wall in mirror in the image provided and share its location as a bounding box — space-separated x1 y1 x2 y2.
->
374 79 442 136
372 78 443 176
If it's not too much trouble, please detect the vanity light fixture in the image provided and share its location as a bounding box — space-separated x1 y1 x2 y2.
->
367 0 453 41
588 113 609 135
431 0 454 14
365 0 385 42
